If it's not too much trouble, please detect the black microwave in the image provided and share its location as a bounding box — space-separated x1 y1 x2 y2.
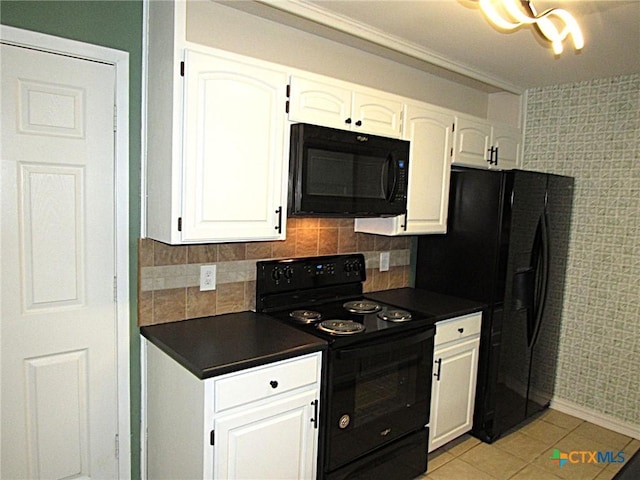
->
288 123 410 217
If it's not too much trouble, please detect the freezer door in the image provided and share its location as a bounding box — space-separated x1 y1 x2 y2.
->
527 174 574 416
497 171 548 434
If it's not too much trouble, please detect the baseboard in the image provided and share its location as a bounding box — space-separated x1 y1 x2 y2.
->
550 397 640 440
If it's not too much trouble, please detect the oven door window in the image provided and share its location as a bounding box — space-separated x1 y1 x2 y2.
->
326 329 434 472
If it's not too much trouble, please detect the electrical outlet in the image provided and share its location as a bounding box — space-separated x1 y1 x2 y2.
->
200 265 216 291
379 252 390 272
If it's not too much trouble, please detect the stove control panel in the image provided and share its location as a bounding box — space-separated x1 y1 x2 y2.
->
257 254 367 293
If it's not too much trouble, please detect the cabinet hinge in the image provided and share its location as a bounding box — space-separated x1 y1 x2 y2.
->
210 430 215 446
452 122 455 132
285 84 290 114
180 61 185 77
113 105 117 132
177 217 182 231
115 433 120 459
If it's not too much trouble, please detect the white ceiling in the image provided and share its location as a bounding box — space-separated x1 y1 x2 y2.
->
229 0 640 93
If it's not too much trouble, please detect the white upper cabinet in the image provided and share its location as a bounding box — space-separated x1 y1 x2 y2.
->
355 102 454 235
452 116 493 169
145 2 288 244
453 115 522 170
181 49 288 243
144 1 524 242
288 74 403 138
491 123 522 170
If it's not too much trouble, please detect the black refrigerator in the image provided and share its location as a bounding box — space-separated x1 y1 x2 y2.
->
416 166 574 442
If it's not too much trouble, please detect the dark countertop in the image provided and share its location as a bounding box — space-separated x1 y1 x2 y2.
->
141 288 483 381
365 288 486 322
141 311 327 380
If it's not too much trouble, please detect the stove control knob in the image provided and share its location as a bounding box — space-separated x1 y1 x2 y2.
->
352 261 361 272
283 266 294 280
344 262 352 273
338 414 350 429
271 267 281 281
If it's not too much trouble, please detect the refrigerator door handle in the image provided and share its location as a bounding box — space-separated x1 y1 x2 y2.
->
513 267 535 313
528 213 550 347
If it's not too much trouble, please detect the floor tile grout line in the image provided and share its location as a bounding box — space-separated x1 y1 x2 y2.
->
425 412 634 480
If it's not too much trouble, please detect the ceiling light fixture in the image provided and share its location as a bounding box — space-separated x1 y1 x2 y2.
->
478 0 584 55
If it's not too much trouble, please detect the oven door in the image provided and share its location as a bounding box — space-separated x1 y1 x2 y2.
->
325 327 434 473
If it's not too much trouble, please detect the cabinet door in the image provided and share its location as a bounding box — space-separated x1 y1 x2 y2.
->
351 91 403 138
214 389 319 480
429 337 480 452
288 75 351 130
402 104 453 233
492 123 522 170
182 50 287 242
354 102 453 235
452 116 492 168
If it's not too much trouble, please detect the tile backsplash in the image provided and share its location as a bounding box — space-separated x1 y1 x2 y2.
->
524 73 639 427
138 218 413 326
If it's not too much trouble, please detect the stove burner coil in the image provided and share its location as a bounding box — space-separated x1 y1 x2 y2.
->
343 300 382 314
317 319 366 335
289 310 322 324
377 309 413 322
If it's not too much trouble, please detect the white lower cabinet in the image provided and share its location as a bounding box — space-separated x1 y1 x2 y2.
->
429 313 482 452
145 342 322 479
215 389 318 479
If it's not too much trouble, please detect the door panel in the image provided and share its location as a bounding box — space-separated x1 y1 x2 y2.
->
25 351 90 479
429 339 479 451
182 50 287 242
215 389 318 480
528 174 574 414
1 43 119 479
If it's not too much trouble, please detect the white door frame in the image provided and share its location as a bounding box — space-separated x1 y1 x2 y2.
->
0 25 131 476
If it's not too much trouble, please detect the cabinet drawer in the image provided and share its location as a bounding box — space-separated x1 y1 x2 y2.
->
435 312 482 346
214 353 320 412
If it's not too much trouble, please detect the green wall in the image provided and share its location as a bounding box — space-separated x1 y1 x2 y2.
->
1 1 143 477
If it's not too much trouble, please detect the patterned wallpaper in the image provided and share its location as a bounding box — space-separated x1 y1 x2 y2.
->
138 218 412 326
523 74 639 427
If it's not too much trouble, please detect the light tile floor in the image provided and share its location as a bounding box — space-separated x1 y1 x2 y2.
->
422 409 640 480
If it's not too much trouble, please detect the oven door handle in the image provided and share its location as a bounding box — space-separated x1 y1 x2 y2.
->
337 328 434 360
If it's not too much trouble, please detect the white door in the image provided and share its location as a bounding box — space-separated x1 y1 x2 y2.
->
351 91 403 138
181 49 288 242
1 43 119 479
402 103 453 234
288 75 351 129
492 124 522 170
214 389 319 480
429 338 480 452
453 116 493 168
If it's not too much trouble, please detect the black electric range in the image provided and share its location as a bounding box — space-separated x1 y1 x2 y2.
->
255 254 434 346
256 254 435 480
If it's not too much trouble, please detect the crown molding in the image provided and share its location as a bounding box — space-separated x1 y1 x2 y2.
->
255 0 524 94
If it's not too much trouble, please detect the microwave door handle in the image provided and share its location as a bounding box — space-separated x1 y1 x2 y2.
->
383 154 398 202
